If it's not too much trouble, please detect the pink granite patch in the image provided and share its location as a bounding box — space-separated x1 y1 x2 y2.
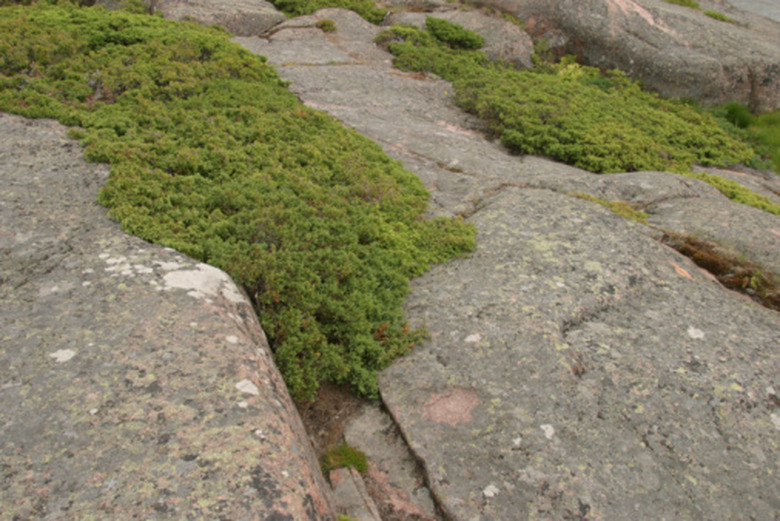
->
422 388 480 426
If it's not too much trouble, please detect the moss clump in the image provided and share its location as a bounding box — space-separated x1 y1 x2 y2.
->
316 18 337 32
425 17 484 50
680 172 780 216
704 10 734 23
570 193 649 224
0 2 474 401
321 442 368 474
664 0 700 8
377 22 754 174
267 0 386 24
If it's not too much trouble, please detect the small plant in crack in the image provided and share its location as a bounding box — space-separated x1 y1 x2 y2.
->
321 442 368 475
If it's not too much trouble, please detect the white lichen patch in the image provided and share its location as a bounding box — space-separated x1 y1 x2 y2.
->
162 263 245 303
464 333 482 344
226 335 239 344
541 424 555 440
236 379 260 396
483 484 500 498
49 349 76 363
687 326 705 340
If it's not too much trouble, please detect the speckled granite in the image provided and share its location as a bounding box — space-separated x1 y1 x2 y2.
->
0 113 333 519
236 8 780 519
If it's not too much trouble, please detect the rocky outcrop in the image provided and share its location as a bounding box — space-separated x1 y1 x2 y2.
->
236 7 780 519
96 0 286 36
475 0 780 111
0 113 333 519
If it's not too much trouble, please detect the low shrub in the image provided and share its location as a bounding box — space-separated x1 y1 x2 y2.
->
316 18 337 32
425 16 484 50
0 2 474 400
377 22 754 174
267 0 386 24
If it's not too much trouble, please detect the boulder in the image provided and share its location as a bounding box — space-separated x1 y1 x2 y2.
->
475 0 780 111
0 113 334 520
384 9 534 68
95 0 287 36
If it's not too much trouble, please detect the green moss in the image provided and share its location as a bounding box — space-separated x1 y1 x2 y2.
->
570 193 649 224
316 18 337 32
680 172 780 216
0 3 474 401
664 0 700 8
321 442 368 474
425 17 484 50
267 0 387 24
378 23 754 174
704 10 734 23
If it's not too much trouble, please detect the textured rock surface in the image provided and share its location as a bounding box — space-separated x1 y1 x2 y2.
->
0 113 333 519
237 7 780 519
96 0 287 36
475 0 780 111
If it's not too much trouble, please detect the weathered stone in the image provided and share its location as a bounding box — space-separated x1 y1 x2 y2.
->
0 113 333 520
476 0 780 111
384 9 534 68
237 8 780 519
96 0 287 36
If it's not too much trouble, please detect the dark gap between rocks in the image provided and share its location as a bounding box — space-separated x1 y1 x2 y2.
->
661 232 779 311
295 382 443 520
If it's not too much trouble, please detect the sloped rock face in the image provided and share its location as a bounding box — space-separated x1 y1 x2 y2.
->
236 8 779 519
0 113 333 519
96 0 286 36
475 0 780 111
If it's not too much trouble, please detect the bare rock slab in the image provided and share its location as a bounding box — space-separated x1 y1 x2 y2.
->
96 0 287 36
0 113 333 519
380 187 780 519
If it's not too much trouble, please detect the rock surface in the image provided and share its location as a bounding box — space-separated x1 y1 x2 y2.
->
236 7 780 519
470 0 780 111
96 0 287 36
0 113 333 519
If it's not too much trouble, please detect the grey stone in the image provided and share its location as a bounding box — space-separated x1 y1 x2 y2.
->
238 9 780 519
96 0 287 36
329 467 383 521
0 113 334 520
478 0 780 111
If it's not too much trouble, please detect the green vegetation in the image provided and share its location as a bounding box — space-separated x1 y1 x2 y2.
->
570 193 649 224
703 10 734 23
316 18 337 32
321 442 368 474
714 102 780 173
267 0 386 24
377 19 754 174
0 2 474 401
664 0 700 8
680 172 780 216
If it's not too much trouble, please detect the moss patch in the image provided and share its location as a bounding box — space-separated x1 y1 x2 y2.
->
0 2 474 401
570 193 649 224
321 442 368 474
376 20 754 174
